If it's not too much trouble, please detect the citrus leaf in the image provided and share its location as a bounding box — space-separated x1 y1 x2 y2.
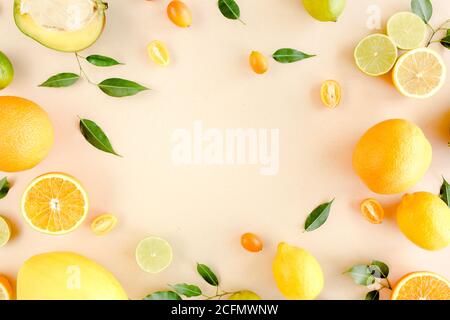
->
370 260 389 278
98 78 149 97
86 55 123 67
143 291 182 300
345 265 372 285
0 177 10 200
171 283 202 297
439 177 450 207
440 35 450 50
197 263 219 286
411 0 432 23
365 290 380 300
272 48 315 63
218 0 244 24
39 73 80 87
304 199 333 231
79 118 121 157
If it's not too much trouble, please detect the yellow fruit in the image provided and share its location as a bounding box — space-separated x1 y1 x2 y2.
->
352 119 431 194
91 214 117 236
21 173 89 235
147 40 170 66
360 198 384 224
0 96 54 172
167 0 192 28
272 242 324 300
0 216 11 247
320 80 341 108
302 0 346 22
392 48 446 98
0 275 14 300
229 290 261 300
397 192 450 251
387 12 426 50
0 51 14 89
391 271 450 300
17 252 128 300
354 34 397 76
249 51 268 74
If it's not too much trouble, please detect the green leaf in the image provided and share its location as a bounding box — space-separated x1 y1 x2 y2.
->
411 0 432 23
79 117 121 157
86 55 123 67
345 265 373 285
98 78 149 97
304 199 333 232
143 291 182 300
440 35 450 50
39 73 80 87
171 283 202 297
365 290 380 300
370 260 389 278
0 177 10 200
197 263 219 286
218 0 244 24
272 48 315 63
439 177 450 207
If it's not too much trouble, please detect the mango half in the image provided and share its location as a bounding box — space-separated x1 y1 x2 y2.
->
14 0 107 52
17 252 128 300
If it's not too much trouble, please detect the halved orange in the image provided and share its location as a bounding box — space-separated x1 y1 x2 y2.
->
21 173 89 235
360 198 384 224
391 272 450 300
0 275 14 300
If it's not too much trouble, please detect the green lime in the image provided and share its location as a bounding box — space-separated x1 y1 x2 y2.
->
302 0 346 22
0 51 14 90
136 237 173 273
0 216 11 247
387 12 426 50
229 290 261 300
354 34 398 76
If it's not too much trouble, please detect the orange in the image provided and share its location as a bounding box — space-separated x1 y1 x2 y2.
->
249 51 268 74
167 0 192 28
391 272 450 300
91 214 117 236
0 96 54 172
0 275 14 300
21 173 89 235
360 198 384 224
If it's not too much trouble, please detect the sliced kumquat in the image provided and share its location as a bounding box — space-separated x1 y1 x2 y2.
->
360 198 384 224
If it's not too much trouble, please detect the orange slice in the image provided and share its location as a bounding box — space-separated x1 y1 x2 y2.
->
91 214 117 236
391 272 450 300
0 275 14 300
21 173 89 235
360 198 384 224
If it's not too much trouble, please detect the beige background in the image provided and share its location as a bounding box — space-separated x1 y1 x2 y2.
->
0 0 449 300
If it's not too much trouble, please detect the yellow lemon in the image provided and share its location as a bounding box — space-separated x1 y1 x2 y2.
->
272 242 324 300
229 290 261 300
352 119 431 194
17 252 128 300
397 192 450 251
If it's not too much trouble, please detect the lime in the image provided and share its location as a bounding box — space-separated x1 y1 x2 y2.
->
302 0 346 22
229 290 261 300
354 34 398 76
136 237 173 273
0 216 11 247
0 51 14 89
387 12 426 50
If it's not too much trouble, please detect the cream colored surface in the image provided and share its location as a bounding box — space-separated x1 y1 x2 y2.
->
0 0 449 300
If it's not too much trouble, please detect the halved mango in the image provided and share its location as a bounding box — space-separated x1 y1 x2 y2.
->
14 0 107 52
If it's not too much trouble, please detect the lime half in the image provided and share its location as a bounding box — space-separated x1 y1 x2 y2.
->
354 34 398 76
136 237 173 273
0 216 11 247
387 12 426 50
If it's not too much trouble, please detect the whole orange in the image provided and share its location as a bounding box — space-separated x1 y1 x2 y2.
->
0 96 54 172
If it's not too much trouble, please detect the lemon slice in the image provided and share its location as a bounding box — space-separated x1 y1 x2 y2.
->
393 48 446 98
387 12 426 50
0 275 14 300
91 214 117 236
136 237 173 273
354 34 398 76
0 216 11 247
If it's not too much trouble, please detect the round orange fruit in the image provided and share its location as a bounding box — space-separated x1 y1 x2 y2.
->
0 275 14 300
391 271 450 300
0 96 54 172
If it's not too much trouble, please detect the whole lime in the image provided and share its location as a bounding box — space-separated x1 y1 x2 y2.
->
302 0 346 22
0 51 14 89
229 290 261 300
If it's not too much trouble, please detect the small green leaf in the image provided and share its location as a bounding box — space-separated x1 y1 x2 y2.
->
218 0 244 24
0 177 10 200
86 55 122 67
439 177 450 207
39 73 80 87
143 291 182 300
79 117 121 156
440 35 450 50
197 263 219 286
411 0 432 23
272 48 315 63
370 260 389 278
304 199 333 232
345 265 372 285
171 283 202 297
365 290 380 300
98 78 149 97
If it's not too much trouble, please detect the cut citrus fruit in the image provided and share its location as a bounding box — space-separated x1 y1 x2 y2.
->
0 216 11 247
147 40 170 67
0 275 14 300
391 271 450 300
136 237 173 273
91 214 117 236
387 12 426 50
354 34 398 76
360 198 384 224
393 48 446 98
21 173 89 235
320 80 341 108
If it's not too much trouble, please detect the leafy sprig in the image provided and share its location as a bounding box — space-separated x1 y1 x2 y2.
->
0 177 10 200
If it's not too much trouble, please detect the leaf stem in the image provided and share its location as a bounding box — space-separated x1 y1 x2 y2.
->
426 19 450 47
75 52 95 85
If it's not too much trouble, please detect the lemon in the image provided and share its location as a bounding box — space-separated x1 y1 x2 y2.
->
397 192 450 251
229 290 261 300
354 34 397 76
352 119 431 194
302 0 346 22
0 51 14 89
387 12 426 50
0 216 11 247
393 48 446 98
272 242 324 300
136 237 173 273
